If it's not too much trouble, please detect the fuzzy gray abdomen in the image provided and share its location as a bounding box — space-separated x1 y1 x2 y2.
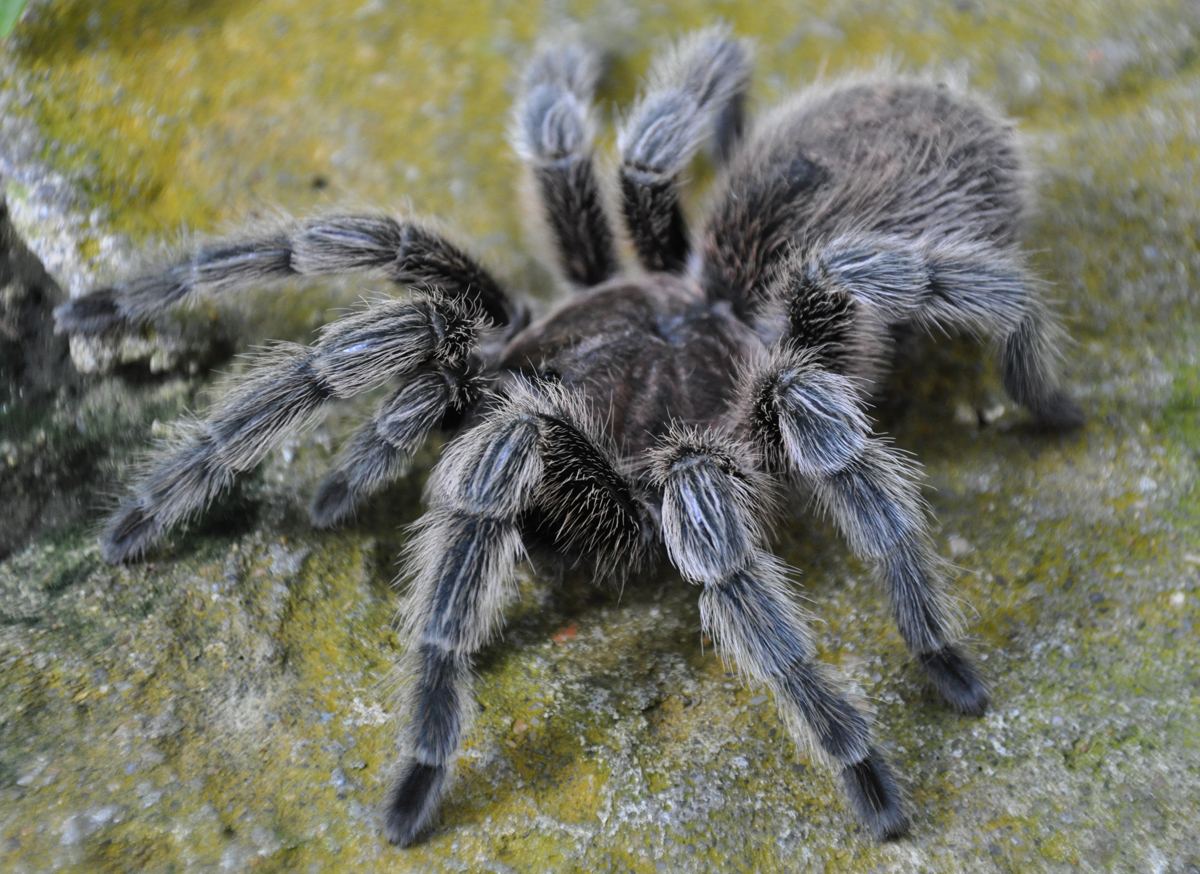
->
699 77 1025 317
498 275 759 455
784 81 1025 246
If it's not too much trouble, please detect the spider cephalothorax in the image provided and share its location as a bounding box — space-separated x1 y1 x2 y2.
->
55 27 1082 846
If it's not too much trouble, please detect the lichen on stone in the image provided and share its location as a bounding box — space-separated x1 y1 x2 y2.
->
2 1 1200 872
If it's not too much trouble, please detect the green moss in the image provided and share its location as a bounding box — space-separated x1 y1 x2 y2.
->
1164 361 1200 444
5 0 1200 870
4 0 1196 250
6 0 540 257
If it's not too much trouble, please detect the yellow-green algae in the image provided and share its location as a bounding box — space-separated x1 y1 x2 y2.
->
3 0 1200 871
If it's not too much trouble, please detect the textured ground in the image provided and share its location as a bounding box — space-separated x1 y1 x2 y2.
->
1 1 1199 872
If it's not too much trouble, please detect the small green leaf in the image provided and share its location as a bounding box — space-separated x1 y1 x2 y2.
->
0 0 27 39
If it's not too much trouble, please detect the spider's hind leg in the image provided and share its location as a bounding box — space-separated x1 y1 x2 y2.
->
309 362 481 529
650 427 909 840
998 306 1084 431
56 214 514 337
385 381 647 846
915 241 1084 431
774 234 1084 431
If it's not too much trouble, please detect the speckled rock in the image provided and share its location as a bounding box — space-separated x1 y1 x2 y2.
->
2 1 1199 872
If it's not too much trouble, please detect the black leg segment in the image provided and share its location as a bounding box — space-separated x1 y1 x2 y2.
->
310 365 475 528
386 382 646 844
740 349 990 717
384 760 447 847
841 748 910 841
651 426 909 840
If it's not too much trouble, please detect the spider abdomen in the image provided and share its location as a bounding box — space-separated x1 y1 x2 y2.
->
701 77 1025 317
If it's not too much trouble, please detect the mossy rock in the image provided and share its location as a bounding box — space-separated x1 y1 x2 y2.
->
2 1 1200 872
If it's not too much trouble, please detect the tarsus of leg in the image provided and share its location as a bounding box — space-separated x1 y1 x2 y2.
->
648 425 910 840
100 294 479 563
55 214 512 335
619 27 752 175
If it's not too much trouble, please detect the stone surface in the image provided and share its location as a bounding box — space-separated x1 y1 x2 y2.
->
1 1 1199 872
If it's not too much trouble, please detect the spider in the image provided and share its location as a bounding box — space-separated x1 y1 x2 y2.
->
54 27 1083 846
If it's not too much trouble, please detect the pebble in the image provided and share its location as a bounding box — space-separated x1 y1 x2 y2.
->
949 535 975 558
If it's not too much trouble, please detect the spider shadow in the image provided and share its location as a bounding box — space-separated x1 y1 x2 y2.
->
869 324 1067 459
443 560 705 831
471 555 687 676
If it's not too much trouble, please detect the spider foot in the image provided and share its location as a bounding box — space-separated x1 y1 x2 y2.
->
383 760 446 847
841 748 910 841
919 645 989 717
1031 390 1085 433
54 290 124 336
309 472 357 529
101 503 160 564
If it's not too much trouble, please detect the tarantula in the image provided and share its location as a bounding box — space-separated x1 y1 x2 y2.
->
55 28 1082 846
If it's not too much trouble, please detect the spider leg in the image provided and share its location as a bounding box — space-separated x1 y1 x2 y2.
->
617 26 751 273
55 214 514 335
100 293 479 563
742 347 989 717
649 427 909 841
772 235 1084 430
511 43 620 288
711 64 748 167
309 363 478 528
916 241 1083 431
385 380 646 846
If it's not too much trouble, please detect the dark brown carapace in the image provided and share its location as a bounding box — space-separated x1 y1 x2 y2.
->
499 274 758 455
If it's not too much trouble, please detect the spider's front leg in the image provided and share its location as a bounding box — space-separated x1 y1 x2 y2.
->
743 346 989 716
649 427 909 840
512 42 620 288
511 28 750 288
100 292 481 563
386 381 646 846
55 214 513 336
617 26 752 273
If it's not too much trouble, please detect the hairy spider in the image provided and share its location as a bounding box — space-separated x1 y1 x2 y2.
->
55 27 1082 846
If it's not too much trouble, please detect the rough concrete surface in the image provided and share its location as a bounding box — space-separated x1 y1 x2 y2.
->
1 1 1199 872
